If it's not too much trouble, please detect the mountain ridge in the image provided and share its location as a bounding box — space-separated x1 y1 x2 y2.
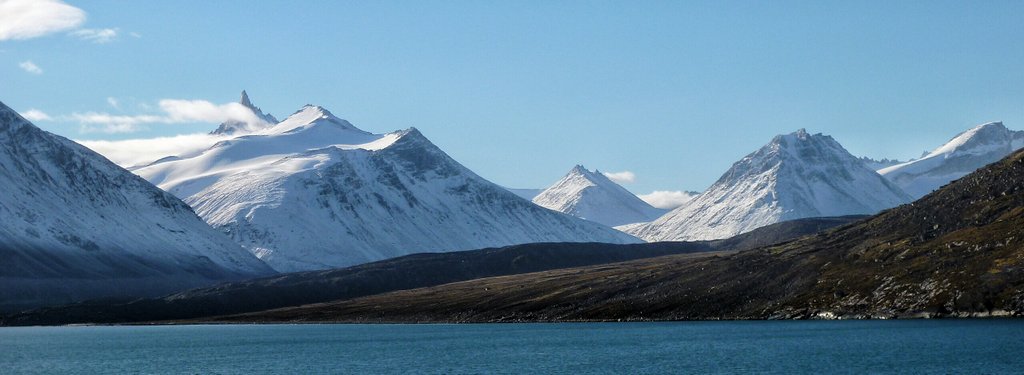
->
134 99 638 272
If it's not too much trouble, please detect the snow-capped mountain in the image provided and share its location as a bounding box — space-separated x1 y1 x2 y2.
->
532 165 666 227
879 122 1024 199
210 90 279 135
0 101 273 312
135 104 639 272
626 129 912 242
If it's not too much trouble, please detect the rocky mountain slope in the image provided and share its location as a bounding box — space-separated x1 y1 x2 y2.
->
627 129 911 241
134 103 637 272
880 122 1024 198
226 148 1024 322
532 165 666 227
0 101 273 313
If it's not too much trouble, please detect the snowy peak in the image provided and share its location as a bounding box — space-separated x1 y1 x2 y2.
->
211 90 279 135
879 121 1024 198
264 105 366 135
533 165 666 227
626 129 911 242
715 129 852 188
771 129 837 155
925 121 1015 158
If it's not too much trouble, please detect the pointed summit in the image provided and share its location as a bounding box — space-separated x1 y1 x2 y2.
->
210 91 279 135
569 164 591 176
627 129 911 242
533 165 666 227
262 105 367 135
240 90 253 108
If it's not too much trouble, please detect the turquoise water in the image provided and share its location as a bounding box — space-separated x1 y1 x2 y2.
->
1 320 1022 374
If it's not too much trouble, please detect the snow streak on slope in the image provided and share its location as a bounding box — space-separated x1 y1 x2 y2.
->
627 129 912 242
879 122 1024 199
135 106 639 272
532 165 666 227
0 101 273 312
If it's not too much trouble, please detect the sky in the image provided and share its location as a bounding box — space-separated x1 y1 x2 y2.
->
2 1 1023 202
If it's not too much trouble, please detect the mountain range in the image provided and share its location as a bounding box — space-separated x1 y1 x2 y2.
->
5 89 1024 316
212 147 1024 322
132 97 638 272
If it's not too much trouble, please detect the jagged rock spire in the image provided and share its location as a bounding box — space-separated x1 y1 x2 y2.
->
240 90 253 108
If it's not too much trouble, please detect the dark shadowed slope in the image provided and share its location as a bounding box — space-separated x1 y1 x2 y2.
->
0 101 272 313
221 150 1024 323
0 215 861 325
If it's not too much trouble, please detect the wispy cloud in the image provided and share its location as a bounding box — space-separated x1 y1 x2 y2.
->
638 190 699 210
71 112 162 133
106 97 119 109
76 133 229 168
68 98 269 134
70 27 118 43
129 31 142 38
20 109 52 122
18 60 42 74
602 170 636 184
0 0 85 41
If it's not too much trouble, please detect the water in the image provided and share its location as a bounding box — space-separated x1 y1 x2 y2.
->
1 320 1021 374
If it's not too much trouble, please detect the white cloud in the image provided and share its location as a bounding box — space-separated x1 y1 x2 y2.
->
129 31 142 38
638 190 699 210
76 133 228 168
18 60 42 74
106 97 119 109
70 27 118 43
20 109 52 121
602 170 636 184
0 0 86 41
71 112 162 133
66 99 269 134
158 99 266 124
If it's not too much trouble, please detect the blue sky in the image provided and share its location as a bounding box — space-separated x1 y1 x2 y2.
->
2 1 1023 196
